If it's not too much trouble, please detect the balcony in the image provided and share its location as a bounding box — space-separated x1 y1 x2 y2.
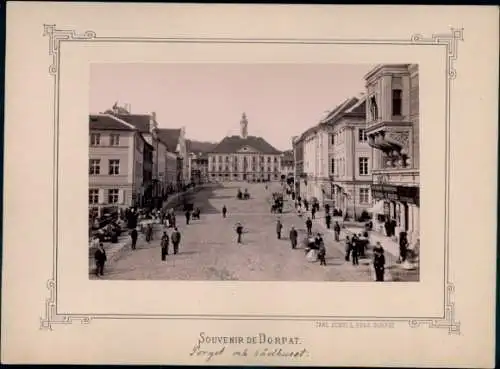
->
366 119 413 169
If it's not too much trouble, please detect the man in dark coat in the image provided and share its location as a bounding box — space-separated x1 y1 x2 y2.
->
311 206 316 219
373 243 386 281
304 199 309 211
351 235 359 266
94 243 107 276
334 221 341 241
161 231 169 261
171 227 181 255
289 226 298 249
305 217 313 235
235 222 244 244
325 213 332 229
222 205 227 218
324 203 330 215
185 210 191 225
131 228 138 250
276 220 283 239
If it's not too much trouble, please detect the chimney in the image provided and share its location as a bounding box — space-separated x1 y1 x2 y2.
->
150 111 158 132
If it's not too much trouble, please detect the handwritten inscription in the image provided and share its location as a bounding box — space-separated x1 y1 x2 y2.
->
189 332 308 362
314 321 395 329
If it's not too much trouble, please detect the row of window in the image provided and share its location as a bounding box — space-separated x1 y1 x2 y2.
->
211 156 279 163
330 187 370 205
330 157 369 176
89 159 120 175
89 189 119 204
330 129 368 145
211 166 279 171
90 133 120 146
211 173 279 179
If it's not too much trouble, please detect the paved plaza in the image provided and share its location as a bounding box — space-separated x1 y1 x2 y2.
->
92 182 376 281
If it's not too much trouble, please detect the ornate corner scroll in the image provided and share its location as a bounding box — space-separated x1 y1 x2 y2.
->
411 27 464 79
40 280 92 331
43 24 97 75
409 284 461 335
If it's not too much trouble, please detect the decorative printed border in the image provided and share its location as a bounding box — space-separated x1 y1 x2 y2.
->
39 24 463 335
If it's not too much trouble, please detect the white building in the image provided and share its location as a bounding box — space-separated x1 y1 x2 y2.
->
208 113 282 182
88 114 153 217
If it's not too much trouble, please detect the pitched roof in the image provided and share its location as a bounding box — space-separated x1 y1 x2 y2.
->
210 135 281 155
186 139 218 153
89 114 137 131
114 114 151 133
157 128 181 152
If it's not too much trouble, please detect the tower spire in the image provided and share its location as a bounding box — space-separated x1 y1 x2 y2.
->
240 112 248 139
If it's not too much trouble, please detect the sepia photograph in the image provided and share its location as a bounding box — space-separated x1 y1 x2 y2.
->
88 63 420 282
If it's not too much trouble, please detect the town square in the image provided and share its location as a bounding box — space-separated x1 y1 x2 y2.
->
89 63 420 282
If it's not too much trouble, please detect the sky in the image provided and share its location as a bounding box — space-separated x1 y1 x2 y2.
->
90 64 375 151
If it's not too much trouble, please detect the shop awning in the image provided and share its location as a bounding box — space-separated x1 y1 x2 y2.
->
367 200 385 214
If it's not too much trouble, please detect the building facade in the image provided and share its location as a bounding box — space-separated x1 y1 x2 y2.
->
88 114 151 217
364 64 420 246
208 113 282 182
280 150 294 177
327 96 372 218
292 136 304 196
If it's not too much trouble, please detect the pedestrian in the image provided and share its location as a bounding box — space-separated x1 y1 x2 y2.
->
345 235 352 261
160 231 169 261
94 242 107 277
325 213 332 229
311 206 316 219
351 235 359 266
373 243 386 281
185 209 191 225
334 221 341 241
318 242 327 266
235 222 244 244
130 228 138 250
171 227 181 255
146 223 153 243
222 205 227 218
276 220 283 239
399 231 408 263
304 199 309 211
289 226 298 249
324 203 330 215
306 217 313 235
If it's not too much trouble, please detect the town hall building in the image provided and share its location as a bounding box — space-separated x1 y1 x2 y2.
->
208 113 282 182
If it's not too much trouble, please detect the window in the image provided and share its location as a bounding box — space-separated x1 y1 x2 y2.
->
89 159 100 175
330 134 335 145
225 156 229 162
274 157 277 162
392 89 402 116
359 188 369 204
90 133 101 146
359 157 369 175
109 159 120 175
267 157 271 163
331 158 335 174
110 134 120 146
108 189 119 204
358 129 367 142
89 189 99 204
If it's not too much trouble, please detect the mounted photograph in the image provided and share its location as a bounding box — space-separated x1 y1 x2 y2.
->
88 63 420 282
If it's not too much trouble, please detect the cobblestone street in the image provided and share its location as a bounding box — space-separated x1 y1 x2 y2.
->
93 182 375 281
